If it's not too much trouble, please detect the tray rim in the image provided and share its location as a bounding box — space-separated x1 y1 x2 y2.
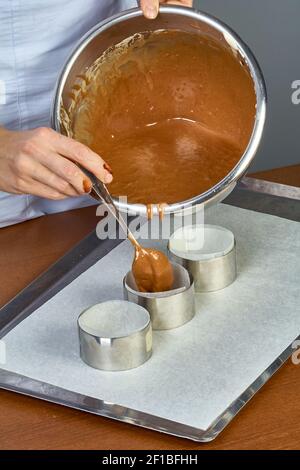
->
0 181 299 442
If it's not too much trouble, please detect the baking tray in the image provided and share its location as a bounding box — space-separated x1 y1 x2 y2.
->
0 178 299 442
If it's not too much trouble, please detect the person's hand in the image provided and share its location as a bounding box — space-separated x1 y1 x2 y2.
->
141 0 193 19
0 127 113 200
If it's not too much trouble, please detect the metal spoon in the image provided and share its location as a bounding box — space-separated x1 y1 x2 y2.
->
79 166 139 247
80 167 174 293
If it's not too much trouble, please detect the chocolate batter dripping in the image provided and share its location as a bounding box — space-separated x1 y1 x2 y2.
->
67 29 256 206
146 203 166 220
146 204 153 220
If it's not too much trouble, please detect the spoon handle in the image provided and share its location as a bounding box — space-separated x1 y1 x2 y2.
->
79 165 140 248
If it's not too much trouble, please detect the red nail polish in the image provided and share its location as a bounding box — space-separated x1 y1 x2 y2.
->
83 178 92 193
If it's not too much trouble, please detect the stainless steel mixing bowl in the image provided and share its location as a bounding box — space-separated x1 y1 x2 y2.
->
51 5 266 216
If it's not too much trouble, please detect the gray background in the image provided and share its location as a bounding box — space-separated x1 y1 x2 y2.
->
194 0 300 172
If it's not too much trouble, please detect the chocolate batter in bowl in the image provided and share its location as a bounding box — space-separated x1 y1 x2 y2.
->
52 6 266 216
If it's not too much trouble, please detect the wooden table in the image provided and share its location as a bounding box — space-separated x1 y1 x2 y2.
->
0 166 300 450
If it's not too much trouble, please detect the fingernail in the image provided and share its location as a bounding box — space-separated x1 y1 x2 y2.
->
103 162 113 174
104 172 113 184
145 5 158 19
83 178 92 193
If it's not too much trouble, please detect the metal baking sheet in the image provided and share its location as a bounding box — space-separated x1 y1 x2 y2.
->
0 185 299 442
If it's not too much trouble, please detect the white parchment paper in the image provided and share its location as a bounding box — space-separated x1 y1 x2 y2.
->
1 204 300 431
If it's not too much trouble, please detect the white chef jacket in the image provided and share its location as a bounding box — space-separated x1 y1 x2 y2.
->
0 0 136 228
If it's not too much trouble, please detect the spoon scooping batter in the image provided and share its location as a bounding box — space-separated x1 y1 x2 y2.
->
131 242 174 293
120 215 174 294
